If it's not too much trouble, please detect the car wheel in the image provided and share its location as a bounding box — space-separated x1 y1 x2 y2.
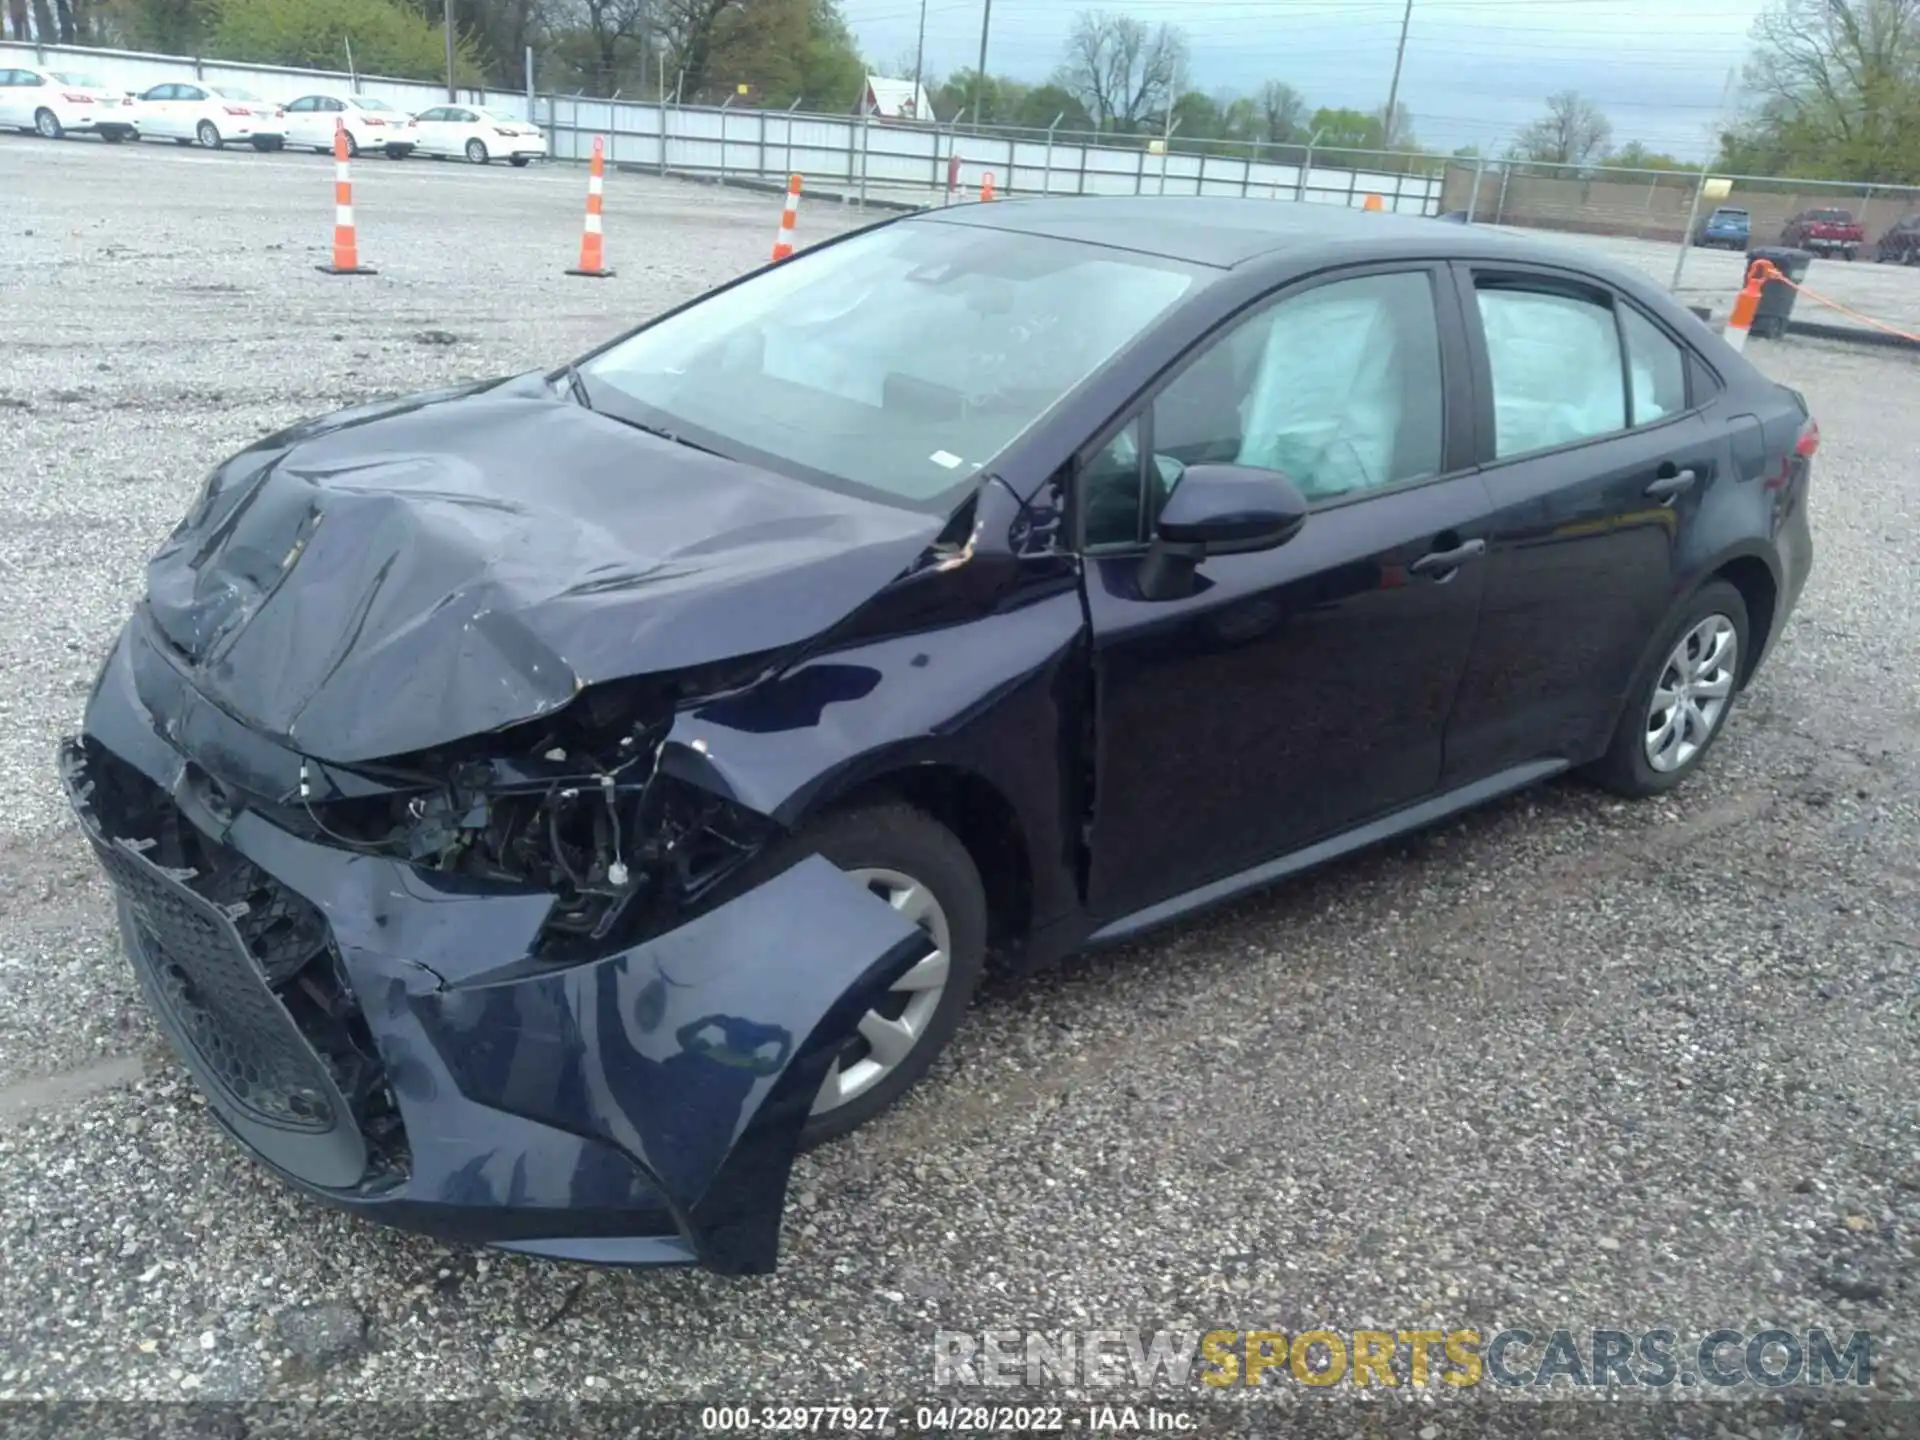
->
250 136 273 151
510 155 531 167
465 138 489 164
384 144 409 160
345 133 360 159
34 108 63 140
100 127 125 144
718 802 989 1150
1590 580 1750 798
197 120 222 149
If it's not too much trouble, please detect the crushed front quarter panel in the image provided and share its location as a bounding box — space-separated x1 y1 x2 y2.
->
70 629 931 1272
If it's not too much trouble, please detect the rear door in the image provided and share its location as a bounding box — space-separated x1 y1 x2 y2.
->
413 105 450 154
1441 263 1722 784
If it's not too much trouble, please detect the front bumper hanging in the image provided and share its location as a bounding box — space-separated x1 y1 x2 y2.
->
62 624 927 1272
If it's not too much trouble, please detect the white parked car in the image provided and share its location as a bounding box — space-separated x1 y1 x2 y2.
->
281 94 418 158
410 104 547 166
0 65 139 141
133 82 285 150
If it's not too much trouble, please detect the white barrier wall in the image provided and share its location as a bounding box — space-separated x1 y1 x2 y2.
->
1 40 1443 214
542 97 1443 213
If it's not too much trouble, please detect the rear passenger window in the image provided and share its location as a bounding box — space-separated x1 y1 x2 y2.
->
1477 284 1625 458
1620 306 1687 424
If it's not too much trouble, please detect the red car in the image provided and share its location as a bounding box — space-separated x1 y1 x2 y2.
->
1781 207 1863 260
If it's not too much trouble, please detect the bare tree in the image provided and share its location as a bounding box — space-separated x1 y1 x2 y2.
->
1054 9 1187 131
1510 89 1614 167
1256 79 1305 142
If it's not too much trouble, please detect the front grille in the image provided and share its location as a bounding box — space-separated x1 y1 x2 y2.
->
63 740 410 1186
94 835 338 1131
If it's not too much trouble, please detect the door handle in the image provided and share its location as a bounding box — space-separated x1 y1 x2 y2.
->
1409 538 1486 577
1645 467 1697 502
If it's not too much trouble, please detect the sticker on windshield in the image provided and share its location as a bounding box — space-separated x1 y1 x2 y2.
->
929 450 963 469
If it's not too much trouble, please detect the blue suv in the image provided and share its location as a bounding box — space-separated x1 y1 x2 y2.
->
1696 206 1751 249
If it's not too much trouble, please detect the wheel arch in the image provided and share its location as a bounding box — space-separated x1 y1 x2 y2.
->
804 761 1035 957
1709 551 1780 686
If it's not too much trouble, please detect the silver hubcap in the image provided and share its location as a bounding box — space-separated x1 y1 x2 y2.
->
1644 614 1737 773
37 113 55 136
811 867 951 1116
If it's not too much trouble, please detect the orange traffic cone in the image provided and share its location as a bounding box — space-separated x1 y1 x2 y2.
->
1723 259 1772 353
317 119 376 275
770 174 802 262
567 136 614 278
1362 193 1384 211
981 172 997 202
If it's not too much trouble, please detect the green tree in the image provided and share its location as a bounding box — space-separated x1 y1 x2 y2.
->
1731 0 1920 181
1168 87 1220 139
1604 140 1690 170
1307 105 1382 148
1010 81 1088 130
209 0 474 79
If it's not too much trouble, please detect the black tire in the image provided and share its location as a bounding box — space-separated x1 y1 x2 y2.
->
719 802 989 1150
34 108 63 140
509 154 531 167
384 144 409 160
100 127 126 144
250 136 274 151
1588 579 1750 798
345 132 360 158
197 120 222 149
465 138 488 164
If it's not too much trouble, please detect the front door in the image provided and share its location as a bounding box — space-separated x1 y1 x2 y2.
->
1081 266 1495 920
1440 266 1722 783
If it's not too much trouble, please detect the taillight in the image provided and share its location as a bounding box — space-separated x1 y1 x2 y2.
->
1795 418 1820 458
223 105 251 116
362 116 386 126
62 92 94 103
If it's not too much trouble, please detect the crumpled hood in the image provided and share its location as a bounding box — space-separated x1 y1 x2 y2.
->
143 378 945 764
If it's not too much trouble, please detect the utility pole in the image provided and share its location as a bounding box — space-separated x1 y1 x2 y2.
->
912 0 928 117
974 0 991 131
444 0 457 101
1381 0 1411 148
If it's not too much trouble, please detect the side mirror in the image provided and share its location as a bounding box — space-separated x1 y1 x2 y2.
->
1139 464 1308 601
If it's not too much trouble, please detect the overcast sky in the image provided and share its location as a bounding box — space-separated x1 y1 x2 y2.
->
841 0 1773 159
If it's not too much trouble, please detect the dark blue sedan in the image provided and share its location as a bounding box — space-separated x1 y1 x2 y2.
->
64 198 1818 1272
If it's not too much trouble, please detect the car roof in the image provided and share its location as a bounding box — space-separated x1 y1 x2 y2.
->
917 195 1671 289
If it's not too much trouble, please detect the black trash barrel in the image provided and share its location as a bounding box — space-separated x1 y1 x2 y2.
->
1744 246 1812 339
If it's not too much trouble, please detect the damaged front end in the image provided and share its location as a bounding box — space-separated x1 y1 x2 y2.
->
63 616 930 1272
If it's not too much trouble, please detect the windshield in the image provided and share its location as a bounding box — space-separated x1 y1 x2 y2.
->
355 97 398 112
211 86 264 101
49 71 104 88
582 221 1200 509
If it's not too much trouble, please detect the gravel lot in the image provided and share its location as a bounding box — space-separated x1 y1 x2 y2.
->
2 135 1918 1428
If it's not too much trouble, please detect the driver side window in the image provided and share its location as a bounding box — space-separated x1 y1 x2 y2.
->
1080 269 1446 549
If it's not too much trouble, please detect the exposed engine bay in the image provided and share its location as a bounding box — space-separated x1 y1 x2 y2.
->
263 666 785 962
